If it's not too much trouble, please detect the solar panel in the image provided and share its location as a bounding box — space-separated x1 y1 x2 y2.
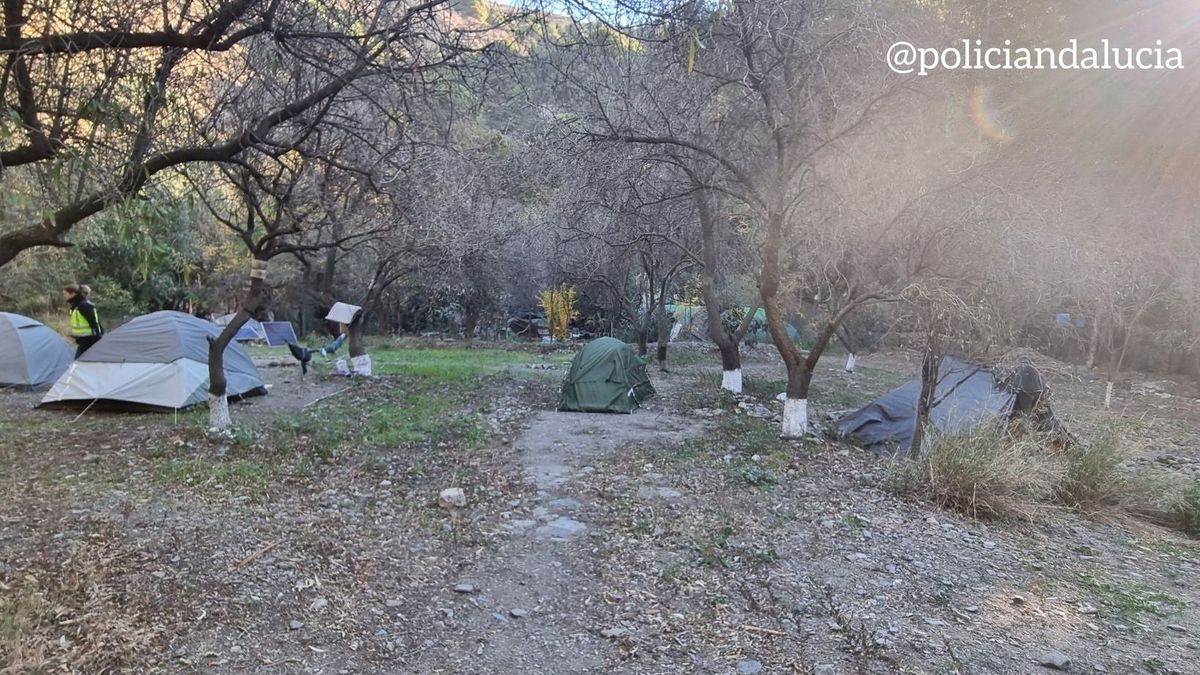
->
262 321 298 347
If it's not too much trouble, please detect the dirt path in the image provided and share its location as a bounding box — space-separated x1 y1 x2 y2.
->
404 374 711 672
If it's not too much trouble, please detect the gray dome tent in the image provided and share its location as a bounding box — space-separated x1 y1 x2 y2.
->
40 311 266 411
0 312 73 388
835 357 1065 455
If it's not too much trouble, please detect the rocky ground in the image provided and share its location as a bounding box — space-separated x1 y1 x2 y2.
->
1 342 1199 673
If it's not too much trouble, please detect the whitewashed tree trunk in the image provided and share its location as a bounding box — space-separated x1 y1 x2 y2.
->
1104 381 1114 409
845 353 857 373
721 368 743 393
781 398 808 438
208 393 231 432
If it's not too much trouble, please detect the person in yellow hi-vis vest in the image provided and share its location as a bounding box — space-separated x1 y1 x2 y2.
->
62 283 103 357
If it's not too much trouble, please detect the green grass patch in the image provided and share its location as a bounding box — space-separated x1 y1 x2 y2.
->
689 515 778 569
369 347 566 380
1073 568 1184 623
694 519 737 568
1054 430 1135 510
739 365 906 411
362 393 487 449
1169 480 1200 537
729 461 778 487
270 408 350 452
245 338 572 381
659 563 689 585
1124 538 1200 558
153 457 274 495
266 383 488 459
675 412 786 470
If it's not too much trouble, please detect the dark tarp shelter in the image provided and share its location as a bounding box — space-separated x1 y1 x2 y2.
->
836 357 1063 454
558 337 655 413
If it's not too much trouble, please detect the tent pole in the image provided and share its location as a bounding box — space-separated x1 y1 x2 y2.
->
71 397 100 423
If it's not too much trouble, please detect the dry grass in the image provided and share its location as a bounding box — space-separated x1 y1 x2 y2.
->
1131 474 1200 538
886 421 1200 542
1168 480 1200 537
1053 431 1137 510
0 538 171 673
885 428 1061 520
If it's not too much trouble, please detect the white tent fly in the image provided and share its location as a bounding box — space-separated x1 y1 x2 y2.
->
0 312 73 388
41 311 266 411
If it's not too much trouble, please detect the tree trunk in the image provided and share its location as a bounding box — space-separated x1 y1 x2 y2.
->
1085 311 1102 370
636 327 649 356
759 209 808 436
781 362 815 438
717 341 742 391
207 258 267 431
349 316 366 358
463 303 481 345
910 332 942 457
1104 302 1149 409
655 303 670 371
208 392 231 430
1104 327 1125 411
838 327 858 373
694 190 742 392
733 295 761 344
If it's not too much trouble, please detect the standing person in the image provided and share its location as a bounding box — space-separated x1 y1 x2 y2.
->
62 283 103 357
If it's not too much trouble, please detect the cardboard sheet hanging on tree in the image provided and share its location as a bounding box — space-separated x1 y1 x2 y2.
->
325 302 362 324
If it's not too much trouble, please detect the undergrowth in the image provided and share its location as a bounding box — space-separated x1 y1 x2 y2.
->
883 425 1200 542
1054 431 1135 510
885 427 1058 519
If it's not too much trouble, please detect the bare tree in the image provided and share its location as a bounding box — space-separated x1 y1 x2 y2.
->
567 0 915 427
0 0 474 267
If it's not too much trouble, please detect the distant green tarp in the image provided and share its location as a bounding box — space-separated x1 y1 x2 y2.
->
665 303 796 344
558 337 655 413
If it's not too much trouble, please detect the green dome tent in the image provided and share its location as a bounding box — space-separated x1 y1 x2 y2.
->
558 337 655 413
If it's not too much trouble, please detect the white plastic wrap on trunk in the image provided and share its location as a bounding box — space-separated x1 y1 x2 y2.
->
845 353 857 373
351 354 372 376
781 398 808 438
721 369 742 393
208 392 231 431
1105 381 1113 409
335 358 350 376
